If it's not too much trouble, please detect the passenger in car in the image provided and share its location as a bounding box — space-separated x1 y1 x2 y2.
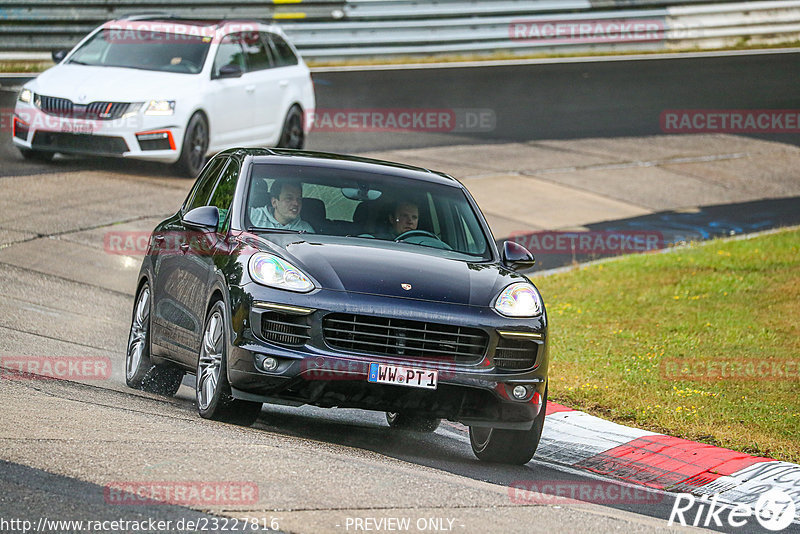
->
250 179 315 232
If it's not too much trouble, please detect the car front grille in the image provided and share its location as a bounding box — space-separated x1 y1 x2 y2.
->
260 312 311 347
37 95 73 116
31 131 129 155
494 338 539 370
36 95 130 120
85 101 131 119
323 313 488 364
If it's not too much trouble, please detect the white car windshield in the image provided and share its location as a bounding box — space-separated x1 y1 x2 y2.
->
68 28 210 74
246 163 493 261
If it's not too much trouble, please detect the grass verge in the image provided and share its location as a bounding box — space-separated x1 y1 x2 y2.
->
538 227 800 463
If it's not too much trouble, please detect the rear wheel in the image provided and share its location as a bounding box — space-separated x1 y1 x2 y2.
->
125 282 184 396
196 300 262 426
277 105 304 149
175 112 208 177
469 387 547 464
386 412 440 433
19 148 54 162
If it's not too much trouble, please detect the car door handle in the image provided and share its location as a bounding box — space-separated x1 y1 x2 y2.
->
180 242 190 254
245 84 256 93
153 234 165 242
279 80 289 88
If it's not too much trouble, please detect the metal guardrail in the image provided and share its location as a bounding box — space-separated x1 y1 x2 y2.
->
284 1 800 58
667 1 800 48
0 1 797 60
0 1 346 51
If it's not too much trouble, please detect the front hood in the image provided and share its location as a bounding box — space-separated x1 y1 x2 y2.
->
31 64 200 102
248 234 521 306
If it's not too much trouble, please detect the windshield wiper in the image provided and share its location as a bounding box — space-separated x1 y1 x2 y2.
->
68 59 90 65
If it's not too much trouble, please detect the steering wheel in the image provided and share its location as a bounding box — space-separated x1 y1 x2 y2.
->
394 229 440 242
394 230 453 250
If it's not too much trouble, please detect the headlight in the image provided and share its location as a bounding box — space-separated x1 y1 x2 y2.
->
18 88 32 104
144 100 175 116
249 253 314 293
494 282 543 317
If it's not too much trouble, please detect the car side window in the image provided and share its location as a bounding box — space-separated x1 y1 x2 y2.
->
207 160 239 232
266 33 298 67
212 34 245 77
241 33 273 71
185 157 227 212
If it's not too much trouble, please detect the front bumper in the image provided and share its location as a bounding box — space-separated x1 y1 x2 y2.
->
12 102 184 163
227 285 549 429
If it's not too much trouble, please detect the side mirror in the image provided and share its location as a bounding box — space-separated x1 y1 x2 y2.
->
502 241 536 271
183 206 219 230
52 49 69 63
217 64 243 79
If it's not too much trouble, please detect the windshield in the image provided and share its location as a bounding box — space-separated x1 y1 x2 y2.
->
68 28 210 74
246 163 492 261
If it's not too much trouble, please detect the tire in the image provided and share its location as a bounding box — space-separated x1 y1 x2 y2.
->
277 105 304 149
196 300 262 426
125 282 184 396
386 412 441 433
19 148 54 162
469 386 547 464
175 112 209 178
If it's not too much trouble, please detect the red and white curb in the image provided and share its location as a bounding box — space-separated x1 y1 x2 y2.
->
538 401 800 524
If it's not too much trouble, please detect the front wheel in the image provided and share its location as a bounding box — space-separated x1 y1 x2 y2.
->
196 300 262 426
386 412 440 432
125 282 184 396
277 105 304 149
175 112 209 178
469 387 547 464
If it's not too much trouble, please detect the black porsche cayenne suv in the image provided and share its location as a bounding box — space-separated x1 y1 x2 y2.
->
126 148 548 464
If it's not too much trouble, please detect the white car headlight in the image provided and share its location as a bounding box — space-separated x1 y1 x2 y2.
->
18 88 32 103
494 282 543 317
249 252 314 293
144 100 175 116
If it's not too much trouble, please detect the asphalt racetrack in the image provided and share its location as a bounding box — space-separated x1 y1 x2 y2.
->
1 50 799 533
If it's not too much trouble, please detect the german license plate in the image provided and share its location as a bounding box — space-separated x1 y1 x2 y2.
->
367 363 437 390
61 122 94 134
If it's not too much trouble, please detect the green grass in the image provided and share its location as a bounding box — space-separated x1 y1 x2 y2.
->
537 227 800 463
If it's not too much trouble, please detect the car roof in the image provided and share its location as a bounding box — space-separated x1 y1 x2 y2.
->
221 148 462 187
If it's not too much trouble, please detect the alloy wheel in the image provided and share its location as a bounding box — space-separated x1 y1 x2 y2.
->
197 310 223 410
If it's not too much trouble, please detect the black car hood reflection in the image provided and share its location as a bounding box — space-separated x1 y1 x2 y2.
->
248 233 517 306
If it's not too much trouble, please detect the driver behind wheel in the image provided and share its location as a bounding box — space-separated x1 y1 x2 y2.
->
387 201 419 237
